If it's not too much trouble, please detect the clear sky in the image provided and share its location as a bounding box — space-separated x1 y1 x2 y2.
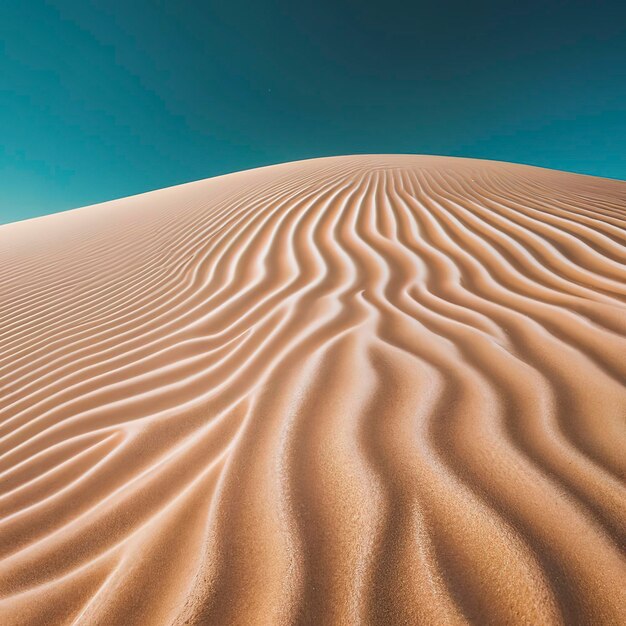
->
1 0 625 224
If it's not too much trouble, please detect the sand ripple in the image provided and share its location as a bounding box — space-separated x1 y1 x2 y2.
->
0 156 625 624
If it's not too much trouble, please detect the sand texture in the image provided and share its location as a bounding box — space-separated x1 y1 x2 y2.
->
0 155 625 625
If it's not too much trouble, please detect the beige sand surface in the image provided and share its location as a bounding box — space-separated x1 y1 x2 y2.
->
0 155 625 625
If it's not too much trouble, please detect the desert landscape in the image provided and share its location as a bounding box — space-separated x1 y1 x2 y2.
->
0 155 624 625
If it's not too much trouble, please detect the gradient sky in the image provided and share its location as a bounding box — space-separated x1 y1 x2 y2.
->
1 0 625 224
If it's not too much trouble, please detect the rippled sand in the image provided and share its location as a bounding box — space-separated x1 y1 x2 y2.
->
0 155 625 625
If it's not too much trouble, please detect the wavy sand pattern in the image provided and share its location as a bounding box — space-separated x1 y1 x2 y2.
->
0 155 625 625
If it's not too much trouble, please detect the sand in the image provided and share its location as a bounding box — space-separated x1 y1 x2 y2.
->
0 155 624 625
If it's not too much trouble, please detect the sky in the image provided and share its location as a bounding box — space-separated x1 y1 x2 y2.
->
1 0 625 224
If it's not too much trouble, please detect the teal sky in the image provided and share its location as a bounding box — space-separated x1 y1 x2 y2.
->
1 1 625 224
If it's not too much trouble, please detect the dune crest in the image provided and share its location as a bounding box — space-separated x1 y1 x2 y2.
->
0 155 625 625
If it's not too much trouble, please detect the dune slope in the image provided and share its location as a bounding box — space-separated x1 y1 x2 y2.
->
0 155 625 625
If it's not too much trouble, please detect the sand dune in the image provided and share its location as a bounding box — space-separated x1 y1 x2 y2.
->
0 155 625 625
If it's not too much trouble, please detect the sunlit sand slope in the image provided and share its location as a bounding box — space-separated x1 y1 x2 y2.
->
0 155 625 625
